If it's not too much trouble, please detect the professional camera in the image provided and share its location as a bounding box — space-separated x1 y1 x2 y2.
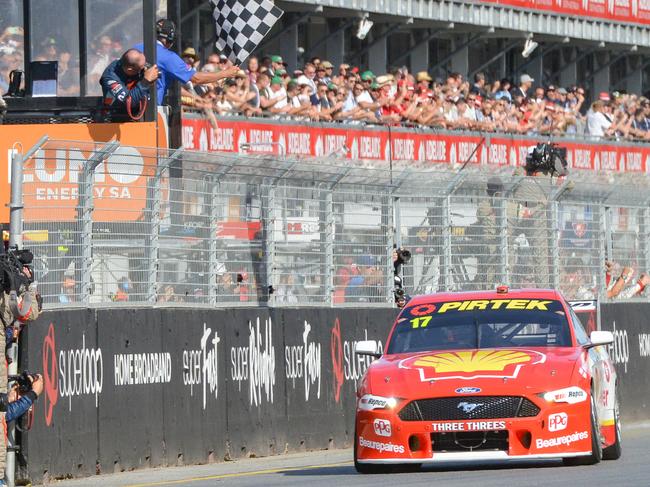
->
393 248 411 270
525 142 568 176
393 247 411 308
8 370 37 395
0 246 34 295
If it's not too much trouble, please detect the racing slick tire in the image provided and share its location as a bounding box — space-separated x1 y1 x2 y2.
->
603 393 622 460
563 391 603 466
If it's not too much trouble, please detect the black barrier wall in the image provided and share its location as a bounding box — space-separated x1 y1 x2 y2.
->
599 303 650 423
20 306 398 482
18 303 650 482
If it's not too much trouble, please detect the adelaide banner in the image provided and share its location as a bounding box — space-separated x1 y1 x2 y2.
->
182 117 650 174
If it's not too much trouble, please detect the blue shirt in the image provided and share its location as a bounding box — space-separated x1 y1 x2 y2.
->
133 41 196 104
6 392 35 422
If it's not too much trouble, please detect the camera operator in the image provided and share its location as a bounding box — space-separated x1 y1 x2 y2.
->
2 373 42 424
100 48 159 121
0 250 40 485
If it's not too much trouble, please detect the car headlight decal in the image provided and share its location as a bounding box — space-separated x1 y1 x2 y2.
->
358 394 399 411
539 386 587 404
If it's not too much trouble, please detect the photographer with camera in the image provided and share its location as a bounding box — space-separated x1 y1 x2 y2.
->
100 48 159 121
2 372 42 424
0 248 40 485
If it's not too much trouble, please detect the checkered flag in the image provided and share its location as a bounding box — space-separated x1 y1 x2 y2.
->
211 0 283 65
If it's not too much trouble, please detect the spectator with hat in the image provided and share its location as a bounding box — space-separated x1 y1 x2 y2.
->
319 60 334 84
266 75 289 115
268 54 284 76
513 73 533 99
181 47 200 69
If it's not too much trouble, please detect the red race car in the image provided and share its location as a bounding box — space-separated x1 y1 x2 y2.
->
354 287 621 473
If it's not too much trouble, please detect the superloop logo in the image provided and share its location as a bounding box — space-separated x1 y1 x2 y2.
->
41 323 104 426
42 323 58 426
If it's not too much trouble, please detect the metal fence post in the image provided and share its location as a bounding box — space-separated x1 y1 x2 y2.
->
146 172 161 303
384 194 396 304
8 136 48 248
550 180 570 290
324 190 335 306
442 173 468 291
208 179 221 306
7 136 47 487
8 151 25 250
78 142 120 303
6 149 25 487
265 184 277 306
146 149 183 303
499 197 509 286
550 200 560 289
643 207 650 283
442 194 453 291
597 204 608 300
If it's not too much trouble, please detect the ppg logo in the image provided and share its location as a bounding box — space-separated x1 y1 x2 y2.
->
373 419 392 437
548 412 568 432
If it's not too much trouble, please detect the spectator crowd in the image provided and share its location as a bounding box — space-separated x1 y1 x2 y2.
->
1 15 650 141
178 52 650 141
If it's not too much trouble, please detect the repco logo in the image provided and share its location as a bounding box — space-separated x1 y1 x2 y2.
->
607 321 629 373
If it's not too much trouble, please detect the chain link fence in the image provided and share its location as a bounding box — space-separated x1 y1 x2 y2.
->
17 139 650 308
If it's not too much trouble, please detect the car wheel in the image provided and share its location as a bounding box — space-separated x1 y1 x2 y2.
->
354 427 392 474
563 391 602 466
603 392 622 460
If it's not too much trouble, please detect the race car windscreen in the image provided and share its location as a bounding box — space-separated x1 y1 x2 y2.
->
387 298 571 354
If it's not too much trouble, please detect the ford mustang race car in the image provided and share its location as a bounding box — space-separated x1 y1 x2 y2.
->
354 287 621 473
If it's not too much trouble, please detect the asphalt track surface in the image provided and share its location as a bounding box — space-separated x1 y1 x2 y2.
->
44 424 650 487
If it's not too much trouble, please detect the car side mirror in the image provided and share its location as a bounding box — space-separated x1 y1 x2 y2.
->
585 330 614 349
355 340 381 358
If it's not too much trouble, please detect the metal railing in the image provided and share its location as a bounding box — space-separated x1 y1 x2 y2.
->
16 138 650 308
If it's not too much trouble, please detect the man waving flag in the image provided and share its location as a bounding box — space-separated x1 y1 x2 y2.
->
211 0 284 65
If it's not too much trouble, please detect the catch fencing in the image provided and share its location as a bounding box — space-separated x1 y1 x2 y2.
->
17 138 650 307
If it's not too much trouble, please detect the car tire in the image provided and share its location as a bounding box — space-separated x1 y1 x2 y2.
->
603 393 622 460
563 391 603 466
354 427 392 474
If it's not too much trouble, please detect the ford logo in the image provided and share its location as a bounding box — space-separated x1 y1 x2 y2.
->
455 387 481 394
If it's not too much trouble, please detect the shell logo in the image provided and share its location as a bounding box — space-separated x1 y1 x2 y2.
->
400 349 546 382
414 350 532 373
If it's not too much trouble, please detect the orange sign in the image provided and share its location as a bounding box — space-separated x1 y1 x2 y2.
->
0 120 163 222
400 349 546 381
